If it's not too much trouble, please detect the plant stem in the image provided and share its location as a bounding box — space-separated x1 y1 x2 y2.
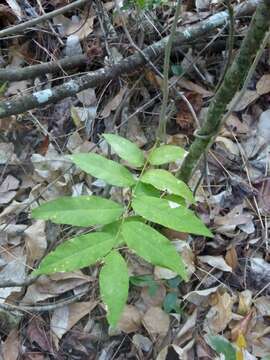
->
178 0 270 183
157 0 182 142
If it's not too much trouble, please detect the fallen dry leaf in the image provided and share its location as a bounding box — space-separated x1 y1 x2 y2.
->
100 87 127 118
51 300 97 339
0 247 26 302
132 334 152 352
141 283 166 308
54 13 94 39
224 113 250 135
2 328 20 360
27 316 54 353
258 109 270 142
173 240 195 279
0 223 26 245
117 305 142 333
0 199 29 223
5 0 22 18
214 204 254 234
251 332 270 358
249 258 270 289
145 69 162 89
176 309 197 344
23 272 92 304
176 92 203 132
6 80 29 95
156 342 194 360
255 296 270 317
198 255 232 272
215 136 240 157
76 88 96 106
256 74 270 95
0 143 18 165
71 106 97 136
204 291 233 334
142 306 170 338
126 116 147 148
230 90 259 112
24 220 47 265
238 290 253 316
0 174 19 205
257 178 270 215
183 286 220 306
225 246 239 270
154 266 177 280
176 78 213 98
231 309 255 341
195 0 211 10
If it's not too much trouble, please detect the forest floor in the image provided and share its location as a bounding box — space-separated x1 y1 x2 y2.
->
0 0 270 359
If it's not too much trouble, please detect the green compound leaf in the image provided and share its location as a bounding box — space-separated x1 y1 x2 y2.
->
69 153 136 187
33 232 116 275
99 250 129 327
132 196 213 237
148 145 186 165
141 169 194 203
103 133 144 167
207 335 236 360
32 196 123 227
122 221 187 280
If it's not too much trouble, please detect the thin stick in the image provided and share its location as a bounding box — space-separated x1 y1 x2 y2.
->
157 0 182 142
0 0 88 38
215 0 235 91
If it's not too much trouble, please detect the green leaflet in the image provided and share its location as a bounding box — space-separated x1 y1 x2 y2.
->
163 194 186 206
141 169 194 203
99 250 129 327
132 196 213 237
122 221 187 280
133 182 161 198
103 133 144 167
207 335 236 360
33 232 116 275
69 153 136 187
148 145 186 165
32 196 123 227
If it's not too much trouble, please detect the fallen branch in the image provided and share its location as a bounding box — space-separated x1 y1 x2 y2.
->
0 0 259 119
178 0 270 183
0 54 88 81
0 0 88 38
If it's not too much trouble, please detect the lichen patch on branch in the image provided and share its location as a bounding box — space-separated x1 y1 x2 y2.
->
33 89 53 104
